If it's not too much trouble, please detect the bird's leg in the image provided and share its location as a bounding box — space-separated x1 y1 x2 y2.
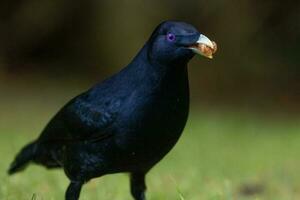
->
130 172 147 200
65 181 83 200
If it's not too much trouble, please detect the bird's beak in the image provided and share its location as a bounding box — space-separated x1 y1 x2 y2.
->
188 34 217 59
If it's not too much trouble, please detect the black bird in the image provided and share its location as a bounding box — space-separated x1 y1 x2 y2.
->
8 21 217 200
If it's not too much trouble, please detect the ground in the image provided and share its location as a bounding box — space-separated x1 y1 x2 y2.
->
0 82 300 200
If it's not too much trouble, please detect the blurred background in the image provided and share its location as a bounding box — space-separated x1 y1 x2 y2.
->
1 0 300 199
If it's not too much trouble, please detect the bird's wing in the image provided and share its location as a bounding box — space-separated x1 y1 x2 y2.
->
40 94 118 142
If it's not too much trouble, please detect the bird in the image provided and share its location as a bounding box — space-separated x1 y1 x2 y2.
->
8 20 217 200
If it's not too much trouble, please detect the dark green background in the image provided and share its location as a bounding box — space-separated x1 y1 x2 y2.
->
0 0 299 112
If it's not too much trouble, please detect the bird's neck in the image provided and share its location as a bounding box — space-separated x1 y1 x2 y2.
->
126 44 189 85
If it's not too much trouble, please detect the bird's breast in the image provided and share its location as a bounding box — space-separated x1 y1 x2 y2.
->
114 81 190 168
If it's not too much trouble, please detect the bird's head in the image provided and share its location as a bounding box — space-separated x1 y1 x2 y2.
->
147 21 217 65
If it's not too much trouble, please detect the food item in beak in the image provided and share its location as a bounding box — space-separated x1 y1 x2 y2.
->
190 41 217 59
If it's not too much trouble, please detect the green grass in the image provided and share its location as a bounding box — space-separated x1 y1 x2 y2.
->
1 101 300 199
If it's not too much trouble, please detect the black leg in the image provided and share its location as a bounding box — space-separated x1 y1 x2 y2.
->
65 181 83 200
130 172 147 200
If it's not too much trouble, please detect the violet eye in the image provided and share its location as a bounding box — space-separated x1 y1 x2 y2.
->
166 33 176 42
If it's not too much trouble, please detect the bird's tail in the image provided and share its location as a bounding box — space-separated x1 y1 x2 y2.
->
8 141 38 175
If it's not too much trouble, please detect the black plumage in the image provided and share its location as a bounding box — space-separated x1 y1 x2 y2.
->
8 21 216 200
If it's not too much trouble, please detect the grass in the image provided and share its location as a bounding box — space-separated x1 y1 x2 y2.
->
0 83 300 199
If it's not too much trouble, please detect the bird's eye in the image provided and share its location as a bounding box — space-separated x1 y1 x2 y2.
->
166 33 176 42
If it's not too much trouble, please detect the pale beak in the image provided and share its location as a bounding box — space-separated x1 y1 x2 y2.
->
188 34 217 59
